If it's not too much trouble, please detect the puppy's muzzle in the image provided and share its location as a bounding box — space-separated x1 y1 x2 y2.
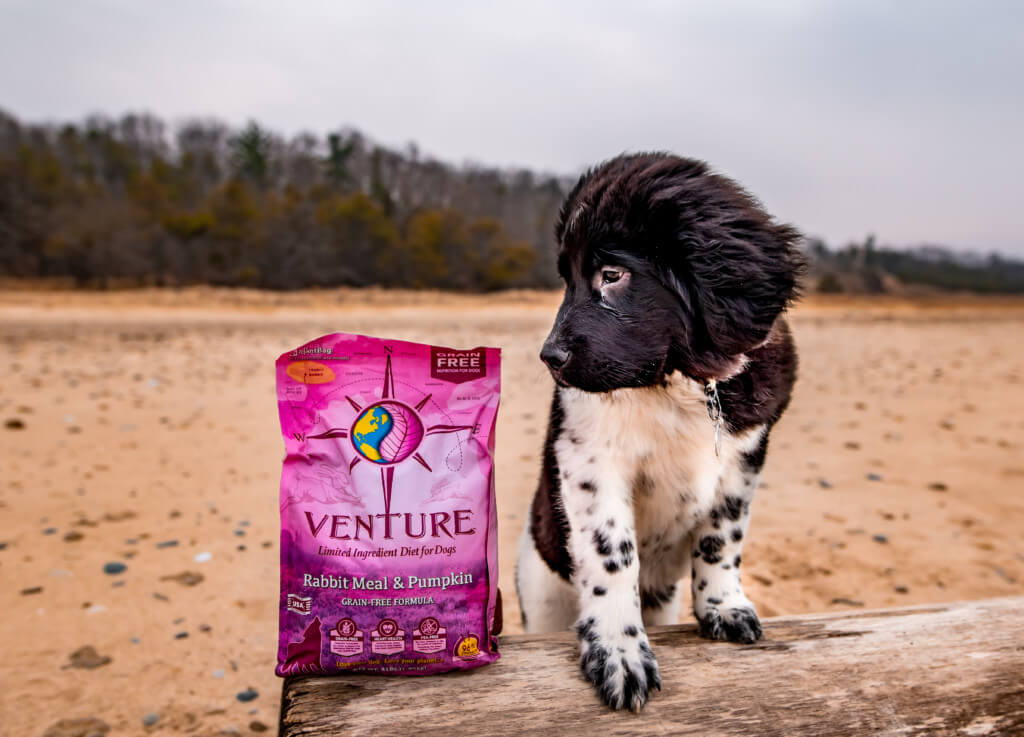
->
540 342 572 384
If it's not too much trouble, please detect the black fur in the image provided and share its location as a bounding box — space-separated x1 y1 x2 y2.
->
543 152 806 391
530 391 573 579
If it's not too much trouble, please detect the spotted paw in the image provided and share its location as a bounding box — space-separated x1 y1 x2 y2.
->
697 604 762 644
576 616 661 711
696 605 761 646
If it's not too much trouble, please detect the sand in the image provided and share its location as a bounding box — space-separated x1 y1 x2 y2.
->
1 288 1022 735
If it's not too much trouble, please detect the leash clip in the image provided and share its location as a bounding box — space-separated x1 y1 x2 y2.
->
705 379 722 457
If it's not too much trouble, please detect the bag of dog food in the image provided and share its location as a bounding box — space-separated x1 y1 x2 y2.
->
274 333 501 676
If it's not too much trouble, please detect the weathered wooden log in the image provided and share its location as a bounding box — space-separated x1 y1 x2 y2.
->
280 597 1024 736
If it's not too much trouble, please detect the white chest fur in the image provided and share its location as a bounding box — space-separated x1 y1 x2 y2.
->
554 374 763 555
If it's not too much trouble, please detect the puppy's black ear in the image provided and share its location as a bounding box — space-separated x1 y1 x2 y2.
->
659 174 806 361
687 221 804 356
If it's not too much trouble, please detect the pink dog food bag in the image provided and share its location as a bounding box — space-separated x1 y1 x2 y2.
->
275 333 501 675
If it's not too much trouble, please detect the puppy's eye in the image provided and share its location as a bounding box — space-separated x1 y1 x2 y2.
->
601 269 622 285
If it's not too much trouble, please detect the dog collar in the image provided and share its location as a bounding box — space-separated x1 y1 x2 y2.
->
704 380 722 457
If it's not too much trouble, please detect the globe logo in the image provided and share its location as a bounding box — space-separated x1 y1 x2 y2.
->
350 401 425 464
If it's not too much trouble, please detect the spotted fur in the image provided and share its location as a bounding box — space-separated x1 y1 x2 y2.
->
515 152 803 712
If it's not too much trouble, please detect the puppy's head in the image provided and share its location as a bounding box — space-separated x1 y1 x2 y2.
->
541 153 805 392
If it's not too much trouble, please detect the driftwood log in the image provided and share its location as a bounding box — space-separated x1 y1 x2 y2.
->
280 597 1024 736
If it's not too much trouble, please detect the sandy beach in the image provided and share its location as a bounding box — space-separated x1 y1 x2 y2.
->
2 288 1023 736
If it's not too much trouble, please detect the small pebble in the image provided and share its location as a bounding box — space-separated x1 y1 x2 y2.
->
43 527 57 535
174 631 189 639
21 586 43 595
131 637 141 644
161 571 204 586
4 417 26 430
894 585 909 594
64 530 85 542
142 713 160 727
0 541 7 550
194 551 212 563
156 540 179 549
249 720 268 733
199 623 212 633
928 482 948 492
236 688 259 703
103 562 127 575
237 544 246 551
872 534 888 544
830 597 864 607
234 529 245 537
212 669 225 679
818 478 833 489
866 473 883 482
68 645 112 669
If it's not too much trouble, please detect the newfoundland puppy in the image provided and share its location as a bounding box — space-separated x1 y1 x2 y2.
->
516 153 805 711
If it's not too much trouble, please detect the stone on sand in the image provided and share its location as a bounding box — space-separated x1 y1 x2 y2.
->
67 646 111 669
160 571 205 586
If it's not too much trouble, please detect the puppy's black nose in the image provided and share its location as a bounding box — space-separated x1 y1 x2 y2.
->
540 345 570 371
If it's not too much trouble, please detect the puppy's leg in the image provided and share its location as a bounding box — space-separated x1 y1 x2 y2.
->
515 522 577 633
691 431 768 644
640 582 682 627
560 466 660 711
639 536 691 627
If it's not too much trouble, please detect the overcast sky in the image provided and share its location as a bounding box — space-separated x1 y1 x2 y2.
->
2 0 1022 253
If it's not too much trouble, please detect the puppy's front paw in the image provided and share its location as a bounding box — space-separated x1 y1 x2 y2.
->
696 599 762 644
576 616 661 711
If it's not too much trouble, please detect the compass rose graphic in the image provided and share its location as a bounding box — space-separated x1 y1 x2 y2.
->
299 349 476 516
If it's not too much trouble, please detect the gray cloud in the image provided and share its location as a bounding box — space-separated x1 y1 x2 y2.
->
1 0 1021 252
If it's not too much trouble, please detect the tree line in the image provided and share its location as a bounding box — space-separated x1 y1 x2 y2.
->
0 111 566 290
1 110 1021 293
808 236 1024 295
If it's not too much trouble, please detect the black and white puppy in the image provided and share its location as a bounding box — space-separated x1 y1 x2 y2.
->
515 153 805 711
